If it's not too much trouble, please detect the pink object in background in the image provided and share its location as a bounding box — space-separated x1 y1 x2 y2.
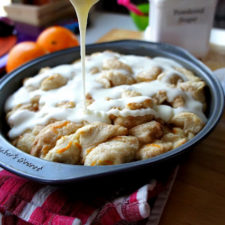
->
117 0 145 16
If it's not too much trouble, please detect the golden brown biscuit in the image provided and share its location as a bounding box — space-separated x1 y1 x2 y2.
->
129 121 163 144
136 141 173 160
13 125 43 154
43 133 81 164
97 70 135 88
31 121 82 157
113 114 154 129
170 112 204 134
84 136 139 166
178 81 206 108
136 66 162 82
175 67 201 82
74 122 127 160
121 90 142 98
102 58 133 73
41 73 67 91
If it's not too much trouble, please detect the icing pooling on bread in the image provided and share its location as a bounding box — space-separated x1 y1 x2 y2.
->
5 51 207 138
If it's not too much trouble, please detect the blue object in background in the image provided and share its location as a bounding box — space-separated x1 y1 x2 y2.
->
64 21 79 34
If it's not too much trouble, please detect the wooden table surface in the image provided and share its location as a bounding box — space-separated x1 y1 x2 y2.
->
98 29 225 225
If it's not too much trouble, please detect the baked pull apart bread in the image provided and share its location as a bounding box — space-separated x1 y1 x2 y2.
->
5 51 207 166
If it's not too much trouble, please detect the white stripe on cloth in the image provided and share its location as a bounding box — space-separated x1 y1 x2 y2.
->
0 168 3 172
136 180 157 203
19 185 57 221
72 218 82 225
136 180 157 219
18 204 39 222
138 202 150 219
0 212 3 225
112 184 152 221
136 185 150 219
84 210 98 225
111 180 156 221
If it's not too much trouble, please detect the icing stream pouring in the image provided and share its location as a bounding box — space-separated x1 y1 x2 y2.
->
69 0 99 109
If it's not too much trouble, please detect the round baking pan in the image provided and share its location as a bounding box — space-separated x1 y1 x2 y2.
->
0 40 224 185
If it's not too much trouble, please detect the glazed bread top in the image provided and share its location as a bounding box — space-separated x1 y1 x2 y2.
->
5 51 207 139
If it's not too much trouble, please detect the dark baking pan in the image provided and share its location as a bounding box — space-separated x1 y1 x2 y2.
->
0 40 224 185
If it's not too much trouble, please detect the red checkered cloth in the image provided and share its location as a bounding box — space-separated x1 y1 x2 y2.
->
0 167 178 225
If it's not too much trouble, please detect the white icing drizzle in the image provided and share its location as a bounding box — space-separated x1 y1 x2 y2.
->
5 51 207 138
69 0 99 109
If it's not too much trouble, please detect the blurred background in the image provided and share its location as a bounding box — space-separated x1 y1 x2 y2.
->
1 0 225 28
2 0 225 24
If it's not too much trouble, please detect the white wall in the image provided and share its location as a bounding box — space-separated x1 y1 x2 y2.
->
0 0 11 17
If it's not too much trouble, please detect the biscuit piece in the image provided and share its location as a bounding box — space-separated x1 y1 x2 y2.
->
136 66 162 82
75 122 127 160
136 127 190 160
121 90 141 98
31 121 82 157
162 127 185 142
103 58 133 73
162 127 189 148
178 81 206 107
84 136 139 166
175 67 201 82
13 125 43 154
157 73 184 86
136 141 173 160
43 134 81 164
170 112 204 134
171 96 185 108
113 114 154 129
7 95 40 121
97 70 135 88
41 73 67 91
152 90 167 105
129 121 163 143
126 98 153 110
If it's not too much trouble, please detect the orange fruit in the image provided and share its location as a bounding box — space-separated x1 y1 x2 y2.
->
37 26 79 53
6 41 47 73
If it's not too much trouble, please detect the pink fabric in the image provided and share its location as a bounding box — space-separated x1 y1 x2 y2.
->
0 168 176 225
